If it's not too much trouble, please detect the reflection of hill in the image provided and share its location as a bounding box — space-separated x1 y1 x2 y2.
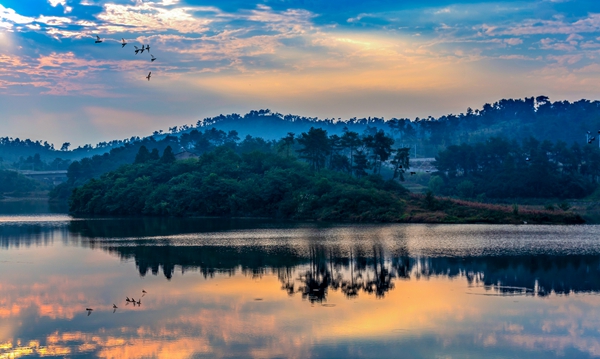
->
105 245 305 280
4 218 600 300
423 256 600 296
0 223 66 248
99 241 600 299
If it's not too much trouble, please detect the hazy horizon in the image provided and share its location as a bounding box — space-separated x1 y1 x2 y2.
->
2 0 600 146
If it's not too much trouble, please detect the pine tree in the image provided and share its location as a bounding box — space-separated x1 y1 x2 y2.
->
134 146 151 164
161 146 176 163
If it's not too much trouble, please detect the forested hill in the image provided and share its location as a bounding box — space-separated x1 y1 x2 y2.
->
167 97 600 158
3 96 600 166
0 136 143 165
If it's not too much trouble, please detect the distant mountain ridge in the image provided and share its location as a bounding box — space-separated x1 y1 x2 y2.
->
3 96 600 165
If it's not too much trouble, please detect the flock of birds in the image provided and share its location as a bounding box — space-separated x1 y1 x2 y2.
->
587 130 600 144
85 289 148 316
95 36 157 81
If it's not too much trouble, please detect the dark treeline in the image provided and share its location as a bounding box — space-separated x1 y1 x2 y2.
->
189 109 389 142
49 136 180 201
177 126 409 178
52 126 410 202
432 137 600 199
0 136 142 164
11 153 71 171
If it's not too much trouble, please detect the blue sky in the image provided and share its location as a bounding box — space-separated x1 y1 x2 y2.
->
1 0 600 145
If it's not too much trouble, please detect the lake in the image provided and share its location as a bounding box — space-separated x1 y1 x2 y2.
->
1 214 600 358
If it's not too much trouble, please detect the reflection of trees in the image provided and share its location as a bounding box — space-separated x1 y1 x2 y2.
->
0 224 66 249
103 245 303 280
100 241 600 300
9 217 600 300
421 255 600 296
297 246 332 303
341 251 363 298
363 246 395 298
293 245 401 302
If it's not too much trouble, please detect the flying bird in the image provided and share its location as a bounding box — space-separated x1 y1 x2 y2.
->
142 290 147 294
126 296 131 302
86 308 93 316
121 38 127 48
140 45 145 53
134 46 140 54
150 54 156 62
94 36 102 44
146 45 150 52
113 304 118 309
146 72 151 81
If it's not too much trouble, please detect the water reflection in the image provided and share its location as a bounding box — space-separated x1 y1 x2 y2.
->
67 219 600 298
2 217 600 358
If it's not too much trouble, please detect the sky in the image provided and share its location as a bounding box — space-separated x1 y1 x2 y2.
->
2 0 600 146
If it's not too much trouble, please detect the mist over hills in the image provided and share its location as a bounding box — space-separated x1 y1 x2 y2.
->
2 96 599 174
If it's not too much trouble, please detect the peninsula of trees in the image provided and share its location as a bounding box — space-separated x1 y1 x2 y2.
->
68 129 583 224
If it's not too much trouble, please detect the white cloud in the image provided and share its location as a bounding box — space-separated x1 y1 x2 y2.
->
96 2 218 34
0 5 34 25
567 33 584 41
36 16 72 26
48 0 67 7
498 13 600 36
504 38 523 46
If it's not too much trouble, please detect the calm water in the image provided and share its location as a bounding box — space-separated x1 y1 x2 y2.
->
2 214 600 358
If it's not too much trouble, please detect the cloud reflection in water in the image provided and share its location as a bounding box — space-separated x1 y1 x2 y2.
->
1 218 600 358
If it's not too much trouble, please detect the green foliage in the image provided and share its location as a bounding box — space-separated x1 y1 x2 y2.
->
434 136 597 199
391 147 410 181
134 146 151 164
296 127 330 171
424 190 438 210
69 147 409 221
13 153 71 171
428 175 444 194
48 136 180 202
161 146 176 163
456 180 475 199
